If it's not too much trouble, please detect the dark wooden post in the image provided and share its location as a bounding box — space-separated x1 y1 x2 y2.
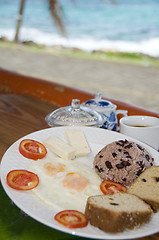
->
14 0 26 42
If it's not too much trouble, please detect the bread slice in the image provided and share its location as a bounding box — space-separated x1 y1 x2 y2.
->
128 166 159 212
85 192 153 233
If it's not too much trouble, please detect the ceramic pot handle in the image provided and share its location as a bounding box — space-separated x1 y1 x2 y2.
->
116 110 128 117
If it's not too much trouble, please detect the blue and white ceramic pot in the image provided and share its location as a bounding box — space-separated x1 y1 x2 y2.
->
82 92 128 131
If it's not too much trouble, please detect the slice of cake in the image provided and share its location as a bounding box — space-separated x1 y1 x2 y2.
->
128 166 159 212
85 192 153 233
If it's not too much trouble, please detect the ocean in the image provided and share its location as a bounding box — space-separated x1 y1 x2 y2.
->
0 0 159 57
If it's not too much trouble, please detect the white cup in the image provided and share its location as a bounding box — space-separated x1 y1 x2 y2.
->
119 115 159 151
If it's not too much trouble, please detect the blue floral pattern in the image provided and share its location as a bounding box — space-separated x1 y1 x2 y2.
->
84 100 111 107
100 113 118 131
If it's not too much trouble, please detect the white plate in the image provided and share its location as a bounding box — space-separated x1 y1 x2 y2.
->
0 126 159 239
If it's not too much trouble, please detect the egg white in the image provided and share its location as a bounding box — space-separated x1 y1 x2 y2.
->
28 157 102 213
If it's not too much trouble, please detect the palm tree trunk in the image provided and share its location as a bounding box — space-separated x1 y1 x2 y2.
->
14 0 26 42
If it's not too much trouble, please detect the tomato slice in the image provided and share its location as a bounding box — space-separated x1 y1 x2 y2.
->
54 210 88 229
100 180 127 195
7 170 39 190
19 139 47 160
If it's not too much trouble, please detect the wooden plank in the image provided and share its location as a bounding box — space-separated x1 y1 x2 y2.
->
0 68 158 118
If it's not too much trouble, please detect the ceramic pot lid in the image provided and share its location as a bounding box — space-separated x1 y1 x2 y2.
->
45 99 103 127
82 92 115 111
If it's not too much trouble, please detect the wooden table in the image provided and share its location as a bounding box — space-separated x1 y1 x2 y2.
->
0 68 159 240
0 94 56 159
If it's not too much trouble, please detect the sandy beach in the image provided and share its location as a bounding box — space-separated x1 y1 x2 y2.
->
0 45 159 113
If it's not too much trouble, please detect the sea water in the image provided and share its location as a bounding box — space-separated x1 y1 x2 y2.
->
0 0 159 57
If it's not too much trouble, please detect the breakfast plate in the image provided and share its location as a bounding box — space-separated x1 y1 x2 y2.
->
0 126 159 239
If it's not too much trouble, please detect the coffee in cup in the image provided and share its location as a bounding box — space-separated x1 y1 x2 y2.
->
119 115 159 151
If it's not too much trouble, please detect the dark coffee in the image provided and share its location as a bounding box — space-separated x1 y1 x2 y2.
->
127 124 152 127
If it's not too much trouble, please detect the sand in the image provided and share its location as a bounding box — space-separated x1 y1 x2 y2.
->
0 46 159 113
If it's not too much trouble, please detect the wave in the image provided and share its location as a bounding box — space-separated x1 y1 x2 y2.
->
1 27 159 57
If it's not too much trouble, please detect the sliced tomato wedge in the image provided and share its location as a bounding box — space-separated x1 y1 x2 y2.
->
19 139 47 160
100 180 127 195
7 170 39 190
54 210 88 229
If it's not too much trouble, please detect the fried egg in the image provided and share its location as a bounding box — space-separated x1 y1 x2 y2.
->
28 157 102 213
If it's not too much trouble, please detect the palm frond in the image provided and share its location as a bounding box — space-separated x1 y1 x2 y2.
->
48 0 67 37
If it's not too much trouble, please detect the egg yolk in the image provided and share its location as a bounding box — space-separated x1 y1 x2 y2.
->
44 163 65 176
62 172 89 192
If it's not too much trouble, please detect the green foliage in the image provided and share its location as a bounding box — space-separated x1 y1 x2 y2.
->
0 183 84 240
0 40 159 67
